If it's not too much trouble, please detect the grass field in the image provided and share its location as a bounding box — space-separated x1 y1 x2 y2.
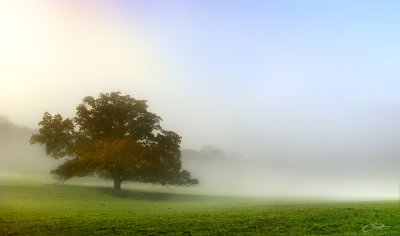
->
1 181 400 235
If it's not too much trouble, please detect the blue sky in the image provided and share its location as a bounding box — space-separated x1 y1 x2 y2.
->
111 0 400 104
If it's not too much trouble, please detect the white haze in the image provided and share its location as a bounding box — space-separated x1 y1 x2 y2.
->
2 114 399 200
2 1 400 199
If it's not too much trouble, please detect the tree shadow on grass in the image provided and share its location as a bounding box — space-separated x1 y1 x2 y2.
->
46 183 200 201
98 188 173 201
46 183 240 202
97 187 225 202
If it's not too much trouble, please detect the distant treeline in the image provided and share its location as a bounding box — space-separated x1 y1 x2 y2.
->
0 116 60 175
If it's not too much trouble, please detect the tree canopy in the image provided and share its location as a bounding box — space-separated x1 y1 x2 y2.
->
30 92 198 190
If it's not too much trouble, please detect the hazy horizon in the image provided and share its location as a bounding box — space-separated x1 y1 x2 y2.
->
2 0 400 199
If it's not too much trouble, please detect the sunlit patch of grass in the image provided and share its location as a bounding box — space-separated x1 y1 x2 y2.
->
1 181 400 235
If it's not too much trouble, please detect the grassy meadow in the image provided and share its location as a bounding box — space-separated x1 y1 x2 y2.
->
1 180 400 235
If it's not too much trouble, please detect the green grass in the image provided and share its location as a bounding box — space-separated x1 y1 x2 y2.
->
1 181 400 235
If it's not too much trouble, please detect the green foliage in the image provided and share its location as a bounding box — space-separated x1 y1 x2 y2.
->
30 92 197 189
31 112 75 158
1 183 399 235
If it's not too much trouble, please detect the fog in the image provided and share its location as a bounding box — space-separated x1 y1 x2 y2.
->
182 146 400 199
2 1 400 199
0 117 60 179
2 115 399 199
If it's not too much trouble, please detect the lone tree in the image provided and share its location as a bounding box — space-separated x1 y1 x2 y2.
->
30 92 198 190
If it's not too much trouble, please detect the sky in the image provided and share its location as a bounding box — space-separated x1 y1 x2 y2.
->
2 0 400 197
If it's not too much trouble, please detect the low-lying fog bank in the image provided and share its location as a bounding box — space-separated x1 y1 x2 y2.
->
1 117 399 200
182 146 400 199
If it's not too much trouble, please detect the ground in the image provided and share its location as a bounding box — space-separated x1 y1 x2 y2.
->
0 181 399 235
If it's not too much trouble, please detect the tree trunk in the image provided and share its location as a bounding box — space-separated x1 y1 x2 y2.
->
113 177 122 191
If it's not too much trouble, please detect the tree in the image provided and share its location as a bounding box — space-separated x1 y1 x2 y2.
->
30 92 198 190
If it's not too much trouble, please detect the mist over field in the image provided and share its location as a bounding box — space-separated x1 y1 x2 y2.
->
182 146 400 199
1 114 399 199
2 1 400 200
0 117 60 177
